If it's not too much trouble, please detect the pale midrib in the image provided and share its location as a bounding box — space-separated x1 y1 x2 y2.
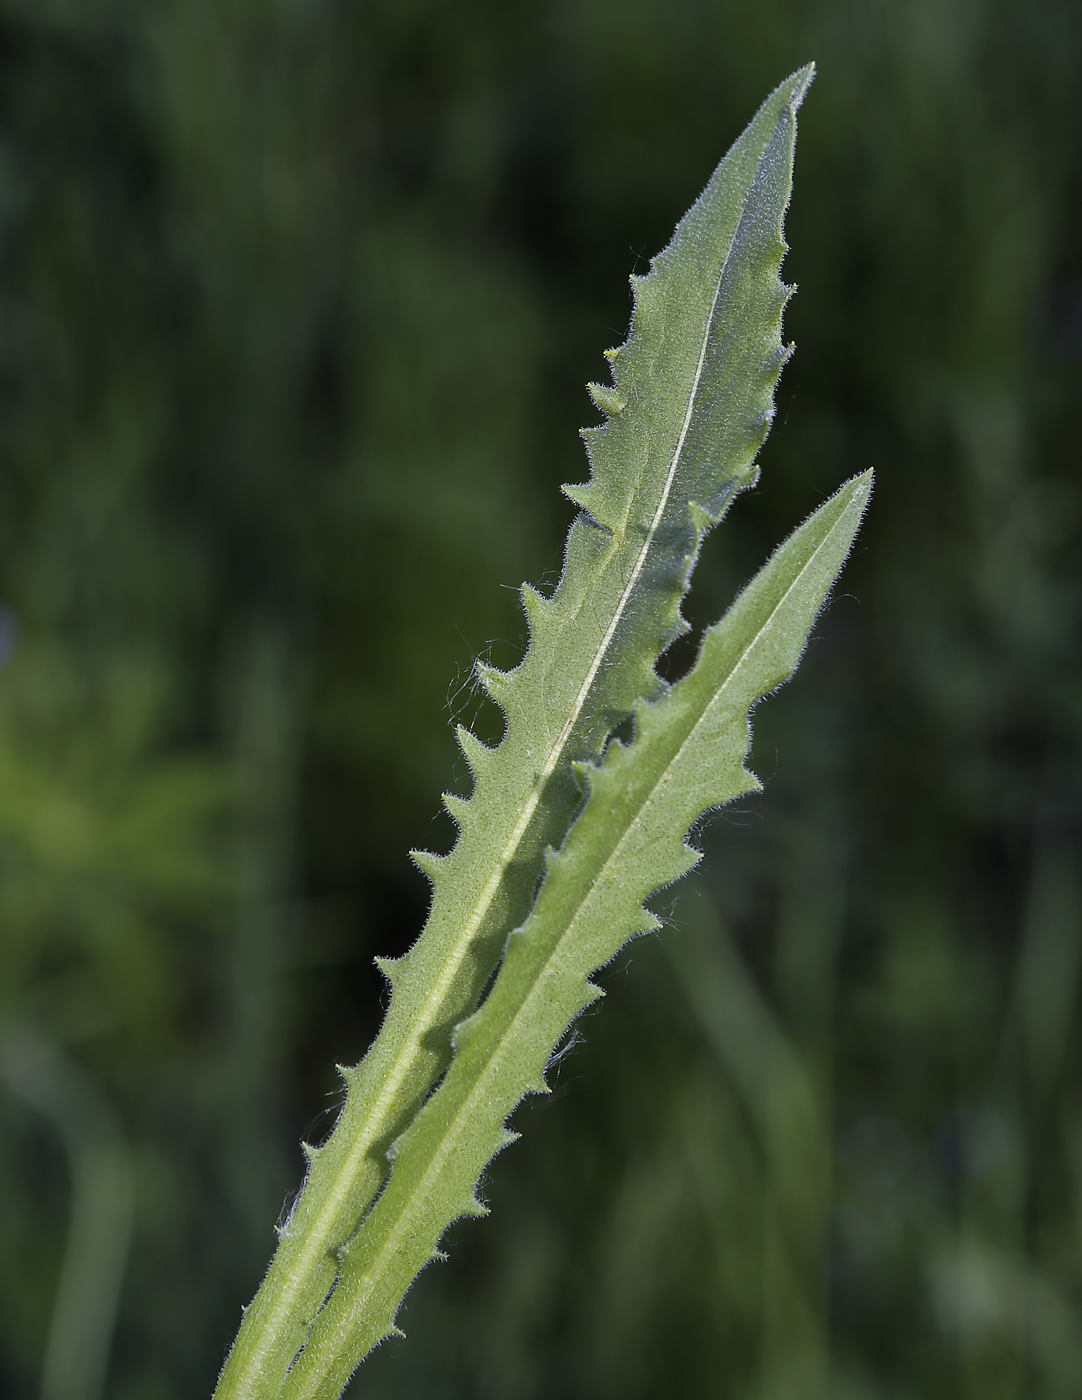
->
228 165 756 1400
295 505 852 1395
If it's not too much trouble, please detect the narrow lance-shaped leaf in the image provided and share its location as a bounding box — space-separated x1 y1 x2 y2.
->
215 64 814 1398
278 470 872 1399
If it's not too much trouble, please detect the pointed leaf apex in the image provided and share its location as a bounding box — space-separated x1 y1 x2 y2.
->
789 61 816 107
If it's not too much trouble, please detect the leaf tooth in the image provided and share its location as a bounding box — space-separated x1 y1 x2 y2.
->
769 341 794 372
474 660 511 705
409 849 445 885
301 1142 322 1166
455 724 493 782
603 344 622 363
767 280 791 316
442 791 471 826
629 268 662 320
562 481 613 533
587 381 628 417
373 955 401 989
336 1062 360 1087
576 974 604 1004
541 842 562 876
570 758 595 792
688 500 714 539
450 1012 480 1052
520 583 553 637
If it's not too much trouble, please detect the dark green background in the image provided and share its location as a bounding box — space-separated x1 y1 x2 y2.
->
0 1 1080 1396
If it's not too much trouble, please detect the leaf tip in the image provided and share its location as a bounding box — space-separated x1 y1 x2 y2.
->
781 61 816 113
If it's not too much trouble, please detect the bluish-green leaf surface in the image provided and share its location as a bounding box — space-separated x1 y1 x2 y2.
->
277 471 872 1399
215 65 816 1399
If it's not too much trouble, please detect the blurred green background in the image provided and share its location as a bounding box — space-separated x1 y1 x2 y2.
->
0 0 1079 1396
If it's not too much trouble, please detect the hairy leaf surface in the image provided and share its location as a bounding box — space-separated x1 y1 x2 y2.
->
215 65 815 1398
277 471 872 1398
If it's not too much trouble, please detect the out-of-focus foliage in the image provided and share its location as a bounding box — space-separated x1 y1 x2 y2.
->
0 2 1078 1398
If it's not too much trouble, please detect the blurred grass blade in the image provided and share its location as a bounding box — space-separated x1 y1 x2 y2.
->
0 1027 134 1400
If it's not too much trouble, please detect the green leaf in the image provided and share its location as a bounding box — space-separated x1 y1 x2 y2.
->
214 64 815 1398
277 471 872 1398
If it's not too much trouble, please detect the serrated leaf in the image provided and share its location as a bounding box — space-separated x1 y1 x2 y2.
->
214 65 817 1399
276 471 871 1398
